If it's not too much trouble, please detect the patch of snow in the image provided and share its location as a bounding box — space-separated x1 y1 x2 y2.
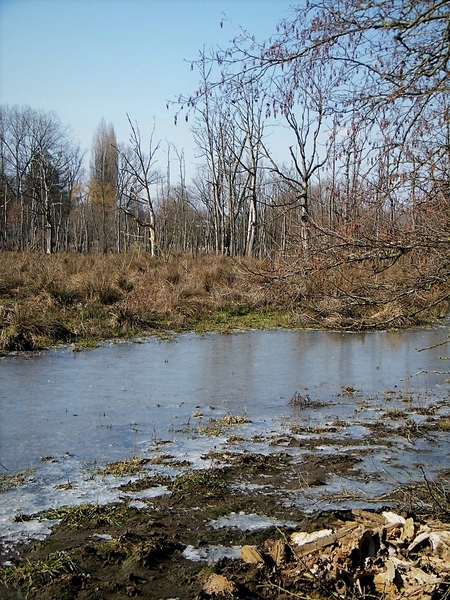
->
126 501 148 510
231 482 272 492
182 544 242 562
123 486 170 500
211 511 297 531
90 533 113 541
0 518 55 549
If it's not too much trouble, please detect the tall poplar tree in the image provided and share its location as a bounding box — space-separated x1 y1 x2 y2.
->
89 119 118 253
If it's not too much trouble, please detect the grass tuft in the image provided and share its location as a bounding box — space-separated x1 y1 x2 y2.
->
171 468 226 497
36 503 127 529
97 457 150 477
0 551 79 592
0 467 36 492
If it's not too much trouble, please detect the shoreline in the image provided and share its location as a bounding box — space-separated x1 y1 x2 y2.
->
1 251 447 354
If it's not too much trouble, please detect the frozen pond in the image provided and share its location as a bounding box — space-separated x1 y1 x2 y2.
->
1 327 450 550
2 327 449 470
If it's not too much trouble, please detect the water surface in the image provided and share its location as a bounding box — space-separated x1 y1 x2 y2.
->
1 328 449 471
1 327 450 549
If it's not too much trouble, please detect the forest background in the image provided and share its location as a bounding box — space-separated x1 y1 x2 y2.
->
0 0 449 350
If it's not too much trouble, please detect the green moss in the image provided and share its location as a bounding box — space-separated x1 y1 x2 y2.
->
177 413 251 437
72 337 100 350
171 469 226 497
193 307 292 333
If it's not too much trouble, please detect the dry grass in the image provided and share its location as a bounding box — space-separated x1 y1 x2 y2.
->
0 250 447 351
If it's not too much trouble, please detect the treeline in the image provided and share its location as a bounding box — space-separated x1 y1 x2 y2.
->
0 0 448 263
1 100 446 261
0 106 318 256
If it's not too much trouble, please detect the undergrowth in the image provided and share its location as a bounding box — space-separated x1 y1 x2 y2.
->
0 250 447 352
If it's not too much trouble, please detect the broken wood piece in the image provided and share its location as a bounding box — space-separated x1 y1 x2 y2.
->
291 524 359 557
390 555 417 571
269 538 289 566
352 508 386 526
409 565 441 585
401 517 415 541
408 530 431 554
203 574 237 595
373 559 397 595
240 545 265 564
291 528 333 546
382 511 405 526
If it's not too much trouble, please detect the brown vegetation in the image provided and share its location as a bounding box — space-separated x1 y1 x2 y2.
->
0 249 448 352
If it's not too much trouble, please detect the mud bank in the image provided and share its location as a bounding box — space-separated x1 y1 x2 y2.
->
1 403 450 599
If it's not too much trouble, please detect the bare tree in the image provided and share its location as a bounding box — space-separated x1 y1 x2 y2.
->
0 106 82 251
117 116 160 256
226 79 266 257
191 53 269 256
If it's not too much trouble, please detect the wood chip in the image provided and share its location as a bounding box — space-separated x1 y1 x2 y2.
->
402 517 415 541
408 530 431 553
203 574 236 595
240 545 265 564
373 559 397 595
382 511 405 526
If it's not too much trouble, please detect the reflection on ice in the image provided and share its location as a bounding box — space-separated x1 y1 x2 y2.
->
1 328 450 553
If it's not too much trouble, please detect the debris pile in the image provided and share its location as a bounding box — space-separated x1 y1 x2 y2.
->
284 509 450 598
204 509 450 598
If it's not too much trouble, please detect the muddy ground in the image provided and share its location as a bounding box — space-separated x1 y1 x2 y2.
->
0 452 344 599
1 395 450 599
1 440 449 600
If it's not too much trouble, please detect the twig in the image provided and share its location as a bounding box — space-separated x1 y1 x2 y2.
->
419 467 450 518
259 581 312 599
415 338 450 352
400 369 450 381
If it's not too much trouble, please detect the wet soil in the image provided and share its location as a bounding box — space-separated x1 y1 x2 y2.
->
0 452 376 600
1 406 449 599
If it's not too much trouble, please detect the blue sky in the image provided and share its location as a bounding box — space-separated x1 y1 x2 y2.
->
0 0 297 179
